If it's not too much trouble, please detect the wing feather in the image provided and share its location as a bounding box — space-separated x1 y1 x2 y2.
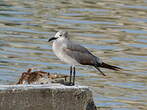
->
63 41 96 65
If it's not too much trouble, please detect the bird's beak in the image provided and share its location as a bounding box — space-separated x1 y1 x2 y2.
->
48 37 57 42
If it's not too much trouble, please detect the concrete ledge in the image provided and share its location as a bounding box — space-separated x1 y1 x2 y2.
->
0 84 96 110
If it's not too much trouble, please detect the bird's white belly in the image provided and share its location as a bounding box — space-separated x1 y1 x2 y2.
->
52 42 79 66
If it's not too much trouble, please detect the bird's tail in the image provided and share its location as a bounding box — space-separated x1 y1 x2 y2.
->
94 62 121 76
98 62 121 71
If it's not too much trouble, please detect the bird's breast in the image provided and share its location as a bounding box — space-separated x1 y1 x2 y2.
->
52 41 79 65
52 41 64 58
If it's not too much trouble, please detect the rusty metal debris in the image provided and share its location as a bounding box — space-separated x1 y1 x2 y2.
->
17 68 68 84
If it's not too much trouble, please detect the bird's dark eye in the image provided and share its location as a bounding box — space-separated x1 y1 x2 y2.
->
59 34 62 37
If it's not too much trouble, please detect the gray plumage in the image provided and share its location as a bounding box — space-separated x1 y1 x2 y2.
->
48 31 121 85
63 40 101 66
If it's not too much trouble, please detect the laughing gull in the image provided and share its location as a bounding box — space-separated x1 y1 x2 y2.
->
48 31 121 85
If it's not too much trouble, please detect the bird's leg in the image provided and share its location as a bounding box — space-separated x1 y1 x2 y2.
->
69 66 72 84
72 67 76 85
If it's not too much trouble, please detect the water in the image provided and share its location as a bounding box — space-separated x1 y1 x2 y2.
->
0 0 147 109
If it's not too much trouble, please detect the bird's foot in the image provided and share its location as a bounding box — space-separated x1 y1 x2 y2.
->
63 82 75 86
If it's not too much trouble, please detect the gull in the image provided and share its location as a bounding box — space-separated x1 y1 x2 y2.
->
48 31 121 85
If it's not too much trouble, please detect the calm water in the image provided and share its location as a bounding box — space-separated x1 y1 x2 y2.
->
0 0 147 109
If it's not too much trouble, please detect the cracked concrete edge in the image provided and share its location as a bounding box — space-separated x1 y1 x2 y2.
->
0 84 97 110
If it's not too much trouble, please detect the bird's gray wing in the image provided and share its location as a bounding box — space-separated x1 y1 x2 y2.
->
63 41 97 65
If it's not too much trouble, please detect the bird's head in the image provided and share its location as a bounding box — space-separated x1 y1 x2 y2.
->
48 30 68 42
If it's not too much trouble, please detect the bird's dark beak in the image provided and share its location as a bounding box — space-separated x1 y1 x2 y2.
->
48 37 57 42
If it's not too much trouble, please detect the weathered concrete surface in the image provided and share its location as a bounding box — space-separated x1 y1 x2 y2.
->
0 84 96 110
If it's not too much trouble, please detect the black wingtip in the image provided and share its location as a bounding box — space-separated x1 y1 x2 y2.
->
100 62 122 71
94 66 107 76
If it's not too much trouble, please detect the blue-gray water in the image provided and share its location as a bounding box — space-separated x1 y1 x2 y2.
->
0 0 147 109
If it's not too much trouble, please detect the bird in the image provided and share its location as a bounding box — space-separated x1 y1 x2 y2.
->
48 31 121 86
